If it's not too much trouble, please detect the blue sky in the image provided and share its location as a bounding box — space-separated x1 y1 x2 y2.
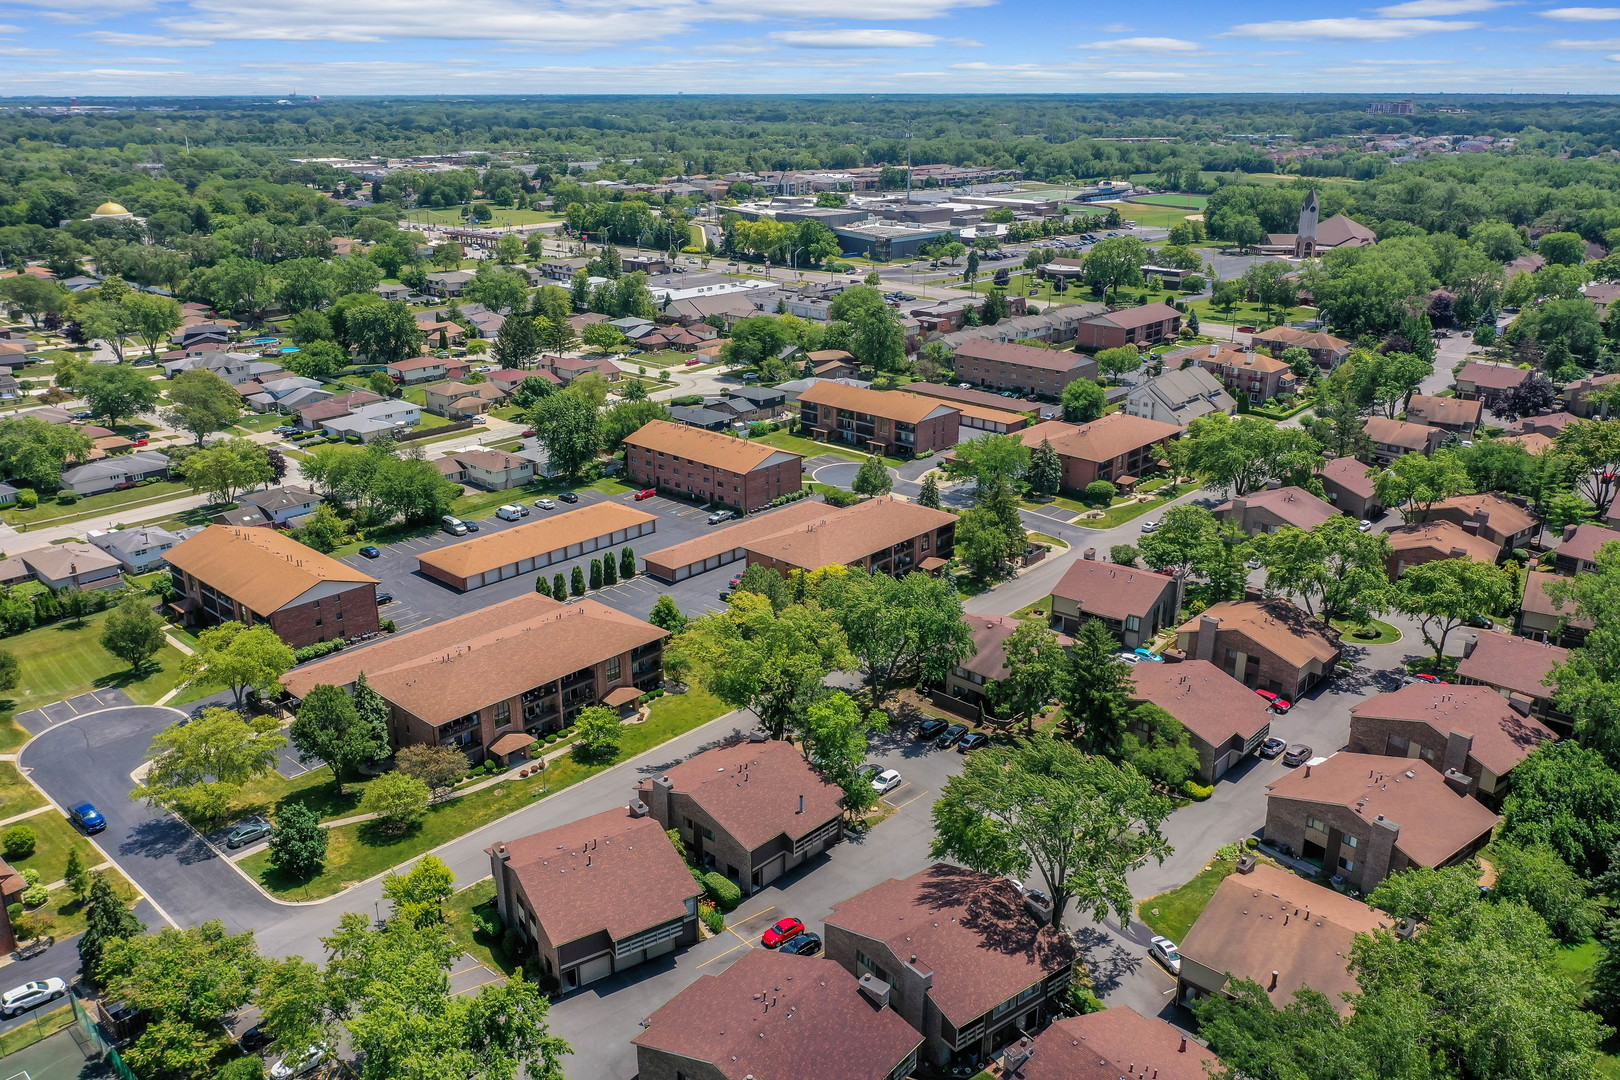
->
0 0 1616 96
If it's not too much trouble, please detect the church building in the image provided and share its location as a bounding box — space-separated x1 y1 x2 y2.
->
1255 189 1376 258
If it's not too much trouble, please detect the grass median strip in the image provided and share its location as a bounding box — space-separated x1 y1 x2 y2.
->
238 685 731 900
0 761 47 819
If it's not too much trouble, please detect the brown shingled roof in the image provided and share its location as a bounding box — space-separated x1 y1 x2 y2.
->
1014 413 1182 465
1176 599 1341 669
1131 659 1273 750
494 808 699 947
417 502 656 581
950 338 1092 373
1217 486 1338 531
1049 560 1177 622
1557 522 1620 566
1427 492 1536 541
799 381 959 425
165 525 378 617
958 614 1071 681
1266 752 1501 868
1364 416 1438 452
1406 394 1482 429
1350 683 1554 776
1012 1009 1221 1080
1081 301 1181 331
1457 630 1567 702
1457 360 1530 391
642 499 836 576
647 739 844 851
1385 521 1500 566
1319 455 1377 499
823 863 1077 1029
1522 569 1594 629
1178 863 1392 1014
742 496 955 572
622 418 800 474
633 948 923 1080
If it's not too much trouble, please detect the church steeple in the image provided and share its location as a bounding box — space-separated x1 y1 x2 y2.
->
1296 189 1320 258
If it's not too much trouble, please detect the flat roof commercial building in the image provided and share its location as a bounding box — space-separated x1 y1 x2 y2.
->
166 525 380 648
488 808 701 992
799 382 960 458
417 502 656 591
284 593 666 762
623 419 803 512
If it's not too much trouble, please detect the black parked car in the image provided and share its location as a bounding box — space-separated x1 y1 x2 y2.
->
936 723 968 749
557 491 579 503
916 718 948 741
376 592 394 605
778 932 822 957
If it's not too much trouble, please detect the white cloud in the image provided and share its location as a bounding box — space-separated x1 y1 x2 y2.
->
1226 16 1479 38
1098 22 1134 32
1543 6 1620 16
1375 0 1510 13
1550 34 1620 44
85 31 213 46
770 28 945 46
0 24 22 32
1078 36 1202 51
691 39 775 54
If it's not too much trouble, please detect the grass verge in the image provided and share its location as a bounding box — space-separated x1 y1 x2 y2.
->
0 761 48 819
1331 617 1403 646
239 685 731 899
1138 854 1244 943
446 878 524 976
0 1003 74 1057
5 810 102 888
0 481 196 529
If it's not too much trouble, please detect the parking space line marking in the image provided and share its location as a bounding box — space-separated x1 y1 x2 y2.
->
881 782 913 803
696 940 751 968
890 788 930 812
726 906 776 930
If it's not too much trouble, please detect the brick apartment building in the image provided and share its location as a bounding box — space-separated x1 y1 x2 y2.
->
1047 558 1180 649
1404 394 1482 435
1362 417 1445 466
165 525 380 649
1384 520 1500 578
741 496 957 577
932 614 1072 721
1011 414 1182 491
1170 342 1296 404
1130 659 1274 782
1004 1008 1221 1080
798 382 960 458
487 808 700 991
1318 456 1383 521
1248 326 1352 372
824 864 1077 1068
636 739 845 895
1554 522 1620 576
1215 485 1338 536
1453 360 1530 407
1455 630 1571 733
1422 492 1537 556
283 593 666 764
1264 752 1500 891
623 418 804 512
948 339 1096 398
1071 302 1183 351
1175 598 1342 700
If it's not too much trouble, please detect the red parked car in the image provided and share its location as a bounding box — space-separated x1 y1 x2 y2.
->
130 437 148 447
1253 688 1293 713
762 917 805 949
1410 672 1448 685
634 488 658 501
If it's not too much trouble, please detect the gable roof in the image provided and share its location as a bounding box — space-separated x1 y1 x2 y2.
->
1131 659 1273 750
1364 416 1439 452
651 739 845 849
799 381 958 425
61 450 171 485
1218 486 1338 531
495 808 699 946
1178 599 1341 669
1351 683 1554 776
1456 630 1567 702
623 419 799 474
1558 522 1620 566
242 486 320 514
20 542 121 581
1131 366 1233 417
1319 455 1377 499
742 497 955 571
1405 394 1482 428
1014 413 1182 464
1049 559 1177 621
1266 752 1501 867
1522 569 1593 629
1251 326 1351 353
1080 301 1181 331
1457 360 1529 391
1012 1009 1220 1080
957 614 1071 682
824 864 1077 1028
1428 492 1536 540
165 525 378 616
417 502 656 582
950 338 1091 373
1315 213 1378 247
1385 520 1500 565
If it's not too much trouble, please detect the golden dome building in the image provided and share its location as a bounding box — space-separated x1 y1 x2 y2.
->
89 202 134 221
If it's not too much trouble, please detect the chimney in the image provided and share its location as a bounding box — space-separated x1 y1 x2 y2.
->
857 974 891 1010
1304 763 1312 778
1508 693 1534 717
1179 1036 1188 1054
1195 615 1219 662
1462 635 1479 659
1208 344 1219 358
1460 519 1482 536
1269 971 1279 991
1564 522 1580 542
1230 497 1247 519
1443 768 1477 797
1442 730 1473 774
1083 546 1096 561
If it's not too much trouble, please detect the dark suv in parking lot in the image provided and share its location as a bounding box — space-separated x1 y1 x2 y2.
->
916 718 948 741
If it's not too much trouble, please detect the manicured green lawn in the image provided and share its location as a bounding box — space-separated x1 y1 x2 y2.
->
1073 483 1195 531
0 609 190 750
1130 193 1210 209
1139 855 1246 943
446 879 523 976
413 411 456 430
240 685 732 899
403 206 562 227
1108 203 1204 230
1331 617 1403 646
35 867 140 941
1 481 195 527
1183 298 1316 330
231 412 285 434
224 762 364 826
0 762 47 819
1027 531 1068 549
752 429 910 469
5 809 101 887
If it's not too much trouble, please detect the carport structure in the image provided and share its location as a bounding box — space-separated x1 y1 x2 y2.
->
416 502 657 591
642 498 830 583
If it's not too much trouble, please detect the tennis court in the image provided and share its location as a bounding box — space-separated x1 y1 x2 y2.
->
0 1025 112 1080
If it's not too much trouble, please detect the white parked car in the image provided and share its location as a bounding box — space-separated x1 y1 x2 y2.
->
1148 935 1181 975
872 768 903 795
1139 519 1160 533
534 498 556 511
496 504 529 521
1358 519 1374 532
1 978 65 1017
1116 650 1142 665
270 1043 330 1079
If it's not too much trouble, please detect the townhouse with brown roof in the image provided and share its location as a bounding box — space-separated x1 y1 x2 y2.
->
1180 342 1297 404
636 739 845 894
1011 414 1182 492
824 864 1078 1069
1453 360 1529 407
417 502 656 591
623 419 803 512
1071 302 1182 351
1361 416 1445 466
1249 326 1352 372
1384 520 1501 577
1176 598 1342 700
1318 456 1383 521
1347 683 1554 804
633 947 924 1080
932 614 1072 721
999 1008 1221 1080
1509 411 1578 438
805 349 859 378
1563 371 1620 417
1456 630 1570 733
1554 521 1620 575
798 382 960 458
165 525 380 648
1131 658 1274 782
1215 485 1338 536
1518 569 1591 647
1404 394 1482 435
488 808 700 992
1047 559 1180 649
1423 492 1537 555
283 593 666 762
1265 752 1500 891
1176 862 1394 1013
432 449 536 492
949 339 1097 398
742 496 956 577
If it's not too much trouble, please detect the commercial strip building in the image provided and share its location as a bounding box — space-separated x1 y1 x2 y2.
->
488 808 700 992
623 419 804 512
824 864 1078 1068
165 525 380 648
416 502 657 591
798 382 960 459
633 948 924 1080
636 739 844 894
284 593 666 762
1264 752 1500 891
947 339 1096 398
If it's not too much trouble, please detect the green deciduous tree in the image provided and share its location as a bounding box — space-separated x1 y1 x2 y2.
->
100 595 169 672
1557 419 1620 521
647 595 687 634
180 622 295 709
1060 377 1106 423
291 683 389 790
98 918 265 1037
1491 841 1603 945
570 704 624 764
1171 413 1323 497
1093 345 1142 380
852 454 892 497
528 391 600 480
1373 448 1474 524
819 570 974 708
1082 235 1147 300
79 361 160 426
988 620 1068 727
1501 741 1620 880
1058 619 1135 756
930 737 1172 927
132 706 288 827
382 855 456 927
360 771 431 836
124 292 184 360
160 368 242 444
394 743 468 796
0 417 92 490
1253 516 1392 623
800 690 886 820
347 300 423 365
268 802 328 883
1391 557 1518 663
178 437 274 504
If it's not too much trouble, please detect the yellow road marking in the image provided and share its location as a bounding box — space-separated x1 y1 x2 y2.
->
890 788 931 812
696 940 751 968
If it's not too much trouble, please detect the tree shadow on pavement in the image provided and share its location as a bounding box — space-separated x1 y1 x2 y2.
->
1071 924 1144 994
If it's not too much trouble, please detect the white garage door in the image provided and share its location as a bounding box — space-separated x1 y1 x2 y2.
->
755 854 786 889
575 954 613 986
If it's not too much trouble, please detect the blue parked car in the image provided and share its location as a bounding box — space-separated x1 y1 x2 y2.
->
1133 648 1163 662
69 802 106 834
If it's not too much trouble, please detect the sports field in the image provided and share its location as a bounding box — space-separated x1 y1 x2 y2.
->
1129 193 1209 209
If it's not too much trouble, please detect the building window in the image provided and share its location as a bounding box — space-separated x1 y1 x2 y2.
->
1306 816 1328 833
1338 856 1355 872
1343 834 1358 849
1125 614 1141 632
493 700 510 728
607 655 622 683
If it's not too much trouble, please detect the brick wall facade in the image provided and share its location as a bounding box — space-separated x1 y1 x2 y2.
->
1346 716 1503 798
625 446 802 512
1264 794 1408 892
799 402 959 458
1180 621 1330 699
265 587 380 648
953 354 1094 398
